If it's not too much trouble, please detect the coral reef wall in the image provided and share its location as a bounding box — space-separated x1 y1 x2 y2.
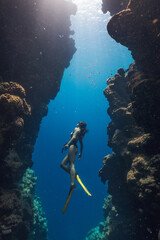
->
87 0 160 240
0 0 76 239
107 0 160 75
102 0 129 15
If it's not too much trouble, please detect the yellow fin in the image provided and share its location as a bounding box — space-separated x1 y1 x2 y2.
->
62 187 75 214
76 174 92 196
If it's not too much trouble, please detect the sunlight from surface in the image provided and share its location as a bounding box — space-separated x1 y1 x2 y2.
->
72 0 110 22
73 0 101 9
69 0 112 85
33 1 133 240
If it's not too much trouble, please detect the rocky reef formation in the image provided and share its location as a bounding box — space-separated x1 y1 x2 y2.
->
107 0 160 75
99 64 160 240
0 0 76 239
87 0 160 240
86 195 119 240
86 222 105 240
21 169 48 240
102 0 129 15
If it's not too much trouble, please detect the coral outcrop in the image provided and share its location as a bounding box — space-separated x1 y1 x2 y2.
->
86 195 123 240
0 0 76 239
99 64 160 239
21 169 48 240
107 0 160 74
88 63 160 239
86 222 105 240
86 0 160 239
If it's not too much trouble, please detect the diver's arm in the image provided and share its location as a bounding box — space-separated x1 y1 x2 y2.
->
78 138 83 160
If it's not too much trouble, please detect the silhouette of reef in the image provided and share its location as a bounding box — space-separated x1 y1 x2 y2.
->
99 64 160 240
0 0 76 239
107 0 160 75
87 0 160 240
102 0 129 15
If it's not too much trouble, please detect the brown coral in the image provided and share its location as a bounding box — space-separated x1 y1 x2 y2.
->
0 0 76 239
107 0 160 74
0 82 31 155
100 63 160 239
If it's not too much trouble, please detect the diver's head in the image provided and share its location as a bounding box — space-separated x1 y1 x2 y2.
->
77 121 88 135
77 121 87 129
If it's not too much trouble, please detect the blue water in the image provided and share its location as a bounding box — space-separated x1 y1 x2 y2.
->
33 1 133 239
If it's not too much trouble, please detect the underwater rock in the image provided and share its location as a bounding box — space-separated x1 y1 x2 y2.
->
30 196 48 240
93 1 160 240
0 189 32 240
0 0 76 239
107 0 160 74
98 63 160 240
86 222 105 240
21 169 48 240
102 0 129 15
86 194 137 240
0 167 47 240
0 82 31 184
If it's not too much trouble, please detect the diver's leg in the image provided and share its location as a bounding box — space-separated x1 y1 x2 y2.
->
70 163 76 186
60 154 70 174
68 145 78 186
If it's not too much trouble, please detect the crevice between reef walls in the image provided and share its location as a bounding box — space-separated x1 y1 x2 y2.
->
0 1 76 239
87 0 160 240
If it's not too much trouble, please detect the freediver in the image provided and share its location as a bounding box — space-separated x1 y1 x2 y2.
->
61 121 88 192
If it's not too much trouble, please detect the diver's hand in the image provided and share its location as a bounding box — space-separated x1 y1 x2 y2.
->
78 153 82 160
62 144 69 153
